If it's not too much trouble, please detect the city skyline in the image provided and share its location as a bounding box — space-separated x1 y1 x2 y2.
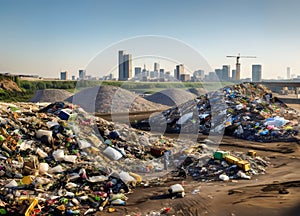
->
0 0 299 79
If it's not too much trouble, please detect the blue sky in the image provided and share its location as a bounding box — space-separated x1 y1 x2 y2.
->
0 0 299 79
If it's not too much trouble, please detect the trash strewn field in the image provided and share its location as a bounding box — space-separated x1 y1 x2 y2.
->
0 83 299 215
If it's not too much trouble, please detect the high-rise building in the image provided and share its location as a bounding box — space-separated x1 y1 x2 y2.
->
252 64 262 82
222 65 230 81
118 50 132 81
236 63 241 81
287 67 291 79
193 70 205 80
60 71 68 80
175 64 184 80
231 70 236 81
134 67 141 77
78 70 86 80
159 69 165 78
118 50 124 80
215 69 222 80
154 62 160 72
150 71 155 78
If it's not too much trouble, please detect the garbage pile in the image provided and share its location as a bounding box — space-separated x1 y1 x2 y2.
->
176 148 270 182
0 101 191 215
140 83 299 142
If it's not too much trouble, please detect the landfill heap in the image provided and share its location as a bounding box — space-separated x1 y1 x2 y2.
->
0 101 192 215
176 146 270 182
143 83 299 142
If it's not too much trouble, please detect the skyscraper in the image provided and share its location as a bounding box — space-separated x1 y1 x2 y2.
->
78 69 86 80
231 70 236 81
215 69 222 80
252 64 262 82
222 65 230 81
175 64 184 80
134 67 141 77
236 62 241 81
154 62 160 72
118 50 132 81
159 68 165 78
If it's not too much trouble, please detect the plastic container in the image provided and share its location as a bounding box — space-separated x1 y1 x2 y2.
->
36 130 52 139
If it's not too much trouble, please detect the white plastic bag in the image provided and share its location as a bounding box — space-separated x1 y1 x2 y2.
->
103 147 122 161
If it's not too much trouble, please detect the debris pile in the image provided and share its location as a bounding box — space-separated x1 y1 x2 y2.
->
141 83 299 142
176 148 270 182
0 101 189 215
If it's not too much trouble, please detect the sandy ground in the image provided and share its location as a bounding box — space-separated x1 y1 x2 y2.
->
97 101 300 216
98 138 299 216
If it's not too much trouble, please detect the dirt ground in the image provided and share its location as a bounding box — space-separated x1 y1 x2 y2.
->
98 102 300 216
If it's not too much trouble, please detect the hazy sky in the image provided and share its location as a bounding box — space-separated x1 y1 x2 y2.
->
0 0 299 79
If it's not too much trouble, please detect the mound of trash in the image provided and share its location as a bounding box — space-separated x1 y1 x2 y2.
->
144 88 196 106
135 83 300 142
0 101 190 215
30 89 73 102
0 100 274 215
67 86 168 113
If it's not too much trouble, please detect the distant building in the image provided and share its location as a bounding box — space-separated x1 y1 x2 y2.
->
193 70 205 80
180 74 190 82
154 62 160 72
231 70 236 81
118 50 132 81
215 69 222 80
287 67 291 79
159 69 164 78
60 71 68 80
134 67 142 77
150 71 155 78
165 71 171 79
175 64 184 80
222 65 230 81
78 69 86 80
206 71 218 81
236 62 241 81
252 64 262 82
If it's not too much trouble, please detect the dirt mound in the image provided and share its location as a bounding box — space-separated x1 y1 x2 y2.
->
145 88 196 106
67 85 168 113
30 89 73 102
0 78 22 92
188 87 207 96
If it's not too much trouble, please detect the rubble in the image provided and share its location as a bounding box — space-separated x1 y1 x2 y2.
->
0 101 192 215
0 83 296 215
177 148 271 182
136 83 300 142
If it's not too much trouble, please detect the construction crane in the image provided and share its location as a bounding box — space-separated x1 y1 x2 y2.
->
226 54 256 81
